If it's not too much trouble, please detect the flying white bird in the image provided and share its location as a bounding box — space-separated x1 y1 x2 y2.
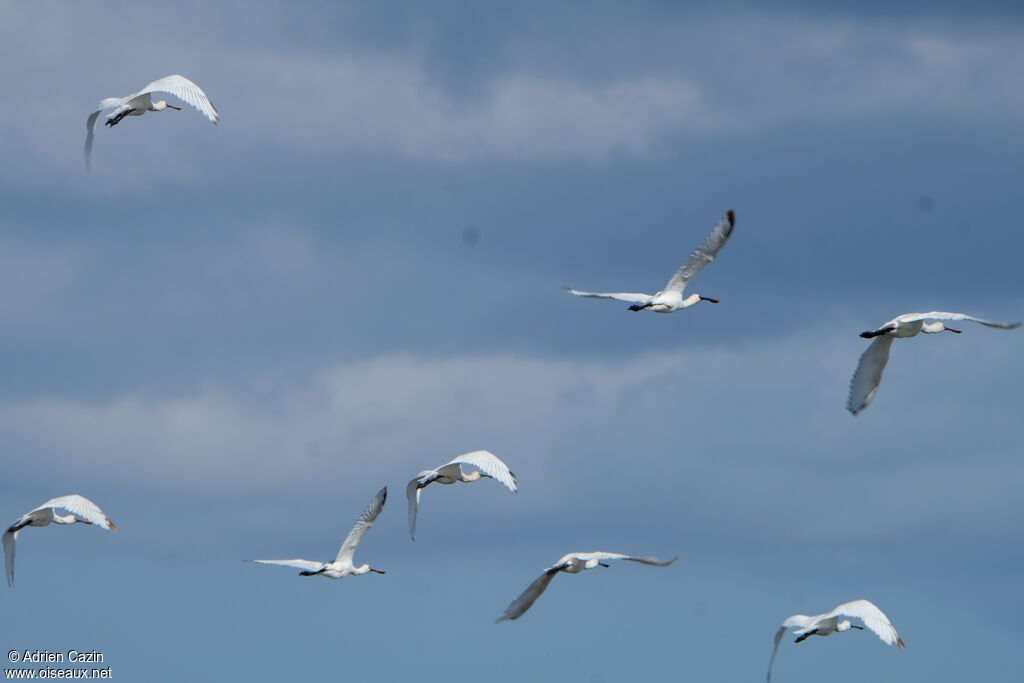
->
406 450 517 540
4 495 117 588
566 210 735 313
766 599 905 681
497 551 677 622
84 74 219 169
848 311 1020 415
250 488 387 579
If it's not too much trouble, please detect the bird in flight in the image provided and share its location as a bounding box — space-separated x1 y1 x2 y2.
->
84 74 219 169
250 488 387 579
406 450 517 540
848 311 1019 415
566 210 735 313
4 495 117 588
766 598 905 681
497 551 676 622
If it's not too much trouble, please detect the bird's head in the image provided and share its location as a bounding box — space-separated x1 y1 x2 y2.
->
153 101 183 112
357 563 386 575
837 620 863 632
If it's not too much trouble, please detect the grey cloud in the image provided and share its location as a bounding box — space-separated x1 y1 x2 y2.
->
6 3 1024 183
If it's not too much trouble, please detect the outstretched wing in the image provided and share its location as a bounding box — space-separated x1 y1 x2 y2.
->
131 74 220 123
660 210 735 294
496 569 559 622
766 626 787 682
84 110 101 170
766 614 817 681
564 287 653 304
33 495 116 531
568 551 677 566
825 599 905 648
405 477 426 540
847 336 895 416
3 529 16 588
895 311 1020 330
335 487 387 564
248 559 324 572
446 450 518 493
83 98 123 170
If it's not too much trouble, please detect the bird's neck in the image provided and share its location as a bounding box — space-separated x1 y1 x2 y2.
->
680 293 702 308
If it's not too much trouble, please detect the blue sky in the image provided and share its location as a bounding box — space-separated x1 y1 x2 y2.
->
1 2 1022 681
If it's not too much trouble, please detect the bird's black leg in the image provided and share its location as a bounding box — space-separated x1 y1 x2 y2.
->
599 562 611 568
860 325 895 339
794 630 818 643
628 304 652 311
105 109 134 127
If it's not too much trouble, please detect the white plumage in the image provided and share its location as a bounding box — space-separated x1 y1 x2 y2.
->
250 488 387 579
767 599 905 681
848 311 1020 415
406 450 517 540
497 551 676 622
566 210 735 313
4 495 117 588
84 74 219 169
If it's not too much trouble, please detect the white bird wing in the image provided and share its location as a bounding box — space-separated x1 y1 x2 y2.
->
249 559 325 571
823 599 905 648
496 568 560 622
564 287 653 304
565 551 677 566
129 74 220 123
3 529 16 588
660 210 735 294
83 98 123 170
894 311 1021 330
405 475 428 540
766 615 818 681
446 450 518 493
847 335 895 415
335 487 387 564
84 110 100 170
32 495 117 531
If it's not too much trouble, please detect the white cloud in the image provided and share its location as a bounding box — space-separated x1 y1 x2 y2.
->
2 329 1020 546
227 54 703 161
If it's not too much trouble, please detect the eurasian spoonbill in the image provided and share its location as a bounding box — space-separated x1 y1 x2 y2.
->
766 598 904 681
497 551 676 622
406 450 517 540
84 74 219 169
250 487 387 579
565 210 734 313
4 495 117 587
848 311 1020 415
